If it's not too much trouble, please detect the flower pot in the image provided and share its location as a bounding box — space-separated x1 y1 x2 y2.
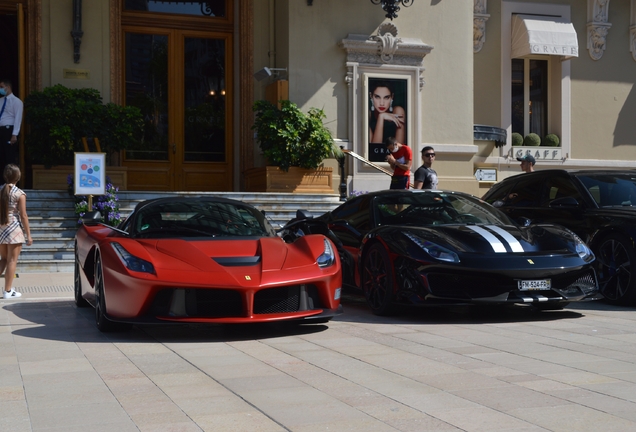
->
243 166 334 194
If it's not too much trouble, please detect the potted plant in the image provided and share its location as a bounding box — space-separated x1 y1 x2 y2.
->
543 134 560 147
245 100 342 193
523 133 541 146
24 84 143 188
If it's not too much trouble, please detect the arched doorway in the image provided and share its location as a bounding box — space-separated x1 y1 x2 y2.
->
120 0 233 191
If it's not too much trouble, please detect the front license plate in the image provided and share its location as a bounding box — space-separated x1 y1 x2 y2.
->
518 279 551 290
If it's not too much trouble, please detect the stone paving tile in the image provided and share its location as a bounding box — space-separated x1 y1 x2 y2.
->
195 412 285 432
28 401 133 430
508 404 636 432
431 406 538 432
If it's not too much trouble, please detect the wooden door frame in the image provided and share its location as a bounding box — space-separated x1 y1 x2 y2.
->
120 26 176 191
111 0 253 191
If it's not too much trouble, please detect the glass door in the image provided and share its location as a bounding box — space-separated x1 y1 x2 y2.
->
122 27 232 191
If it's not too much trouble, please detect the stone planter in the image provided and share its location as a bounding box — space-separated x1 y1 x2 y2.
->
31 165 128 190
243 166 334 194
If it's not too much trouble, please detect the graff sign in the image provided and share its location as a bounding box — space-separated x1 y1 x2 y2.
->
530 45 578 56
515 147 562 161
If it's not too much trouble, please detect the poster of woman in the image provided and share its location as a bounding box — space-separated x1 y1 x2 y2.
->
368 77 408 162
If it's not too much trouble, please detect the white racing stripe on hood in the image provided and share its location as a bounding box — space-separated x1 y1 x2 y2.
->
467 225 506 253
486 225 524 253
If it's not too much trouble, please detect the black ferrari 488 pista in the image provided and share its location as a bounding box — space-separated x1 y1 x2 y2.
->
281 190 600 315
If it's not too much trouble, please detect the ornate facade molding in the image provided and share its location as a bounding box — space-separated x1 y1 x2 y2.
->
238 0 254 185
339 23 433 68
631 0 636 61
473 0 489 53
27 0 42 92
109 0 121 104
587 0 612 60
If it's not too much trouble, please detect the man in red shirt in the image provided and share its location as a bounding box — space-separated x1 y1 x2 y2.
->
385 136 412 189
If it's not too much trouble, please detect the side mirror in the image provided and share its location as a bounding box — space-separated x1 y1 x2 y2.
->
296 209 313 220
81 210 103 226
549 196 579 208
516 216 532 227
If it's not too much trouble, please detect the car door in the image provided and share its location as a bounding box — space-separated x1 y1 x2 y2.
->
327 196 372 288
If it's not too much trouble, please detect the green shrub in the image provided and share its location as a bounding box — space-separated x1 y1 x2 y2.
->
523 133 541 146
543 134 560 147
25 84 143 167
252 100 342 172
511 132 523 146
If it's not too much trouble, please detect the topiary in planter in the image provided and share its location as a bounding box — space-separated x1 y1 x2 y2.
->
252 100 342 172
523 133 541 146
511 132 523 146
543 134 560 147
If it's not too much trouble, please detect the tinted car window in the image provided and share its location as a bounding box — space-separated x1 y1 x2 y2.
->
498 176 542 207
482 181 515 205
542 176 582 206
577 174 636 207
329 196 372 231
374 192 513 226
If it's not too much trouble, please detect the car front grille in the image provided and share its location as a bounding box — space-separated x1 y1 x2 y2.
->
425 268 597 300
150 284 323 318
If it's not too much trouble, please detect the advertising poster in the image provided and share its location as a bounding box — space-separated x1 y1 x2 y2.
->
367 76 408 163
74 152 106 196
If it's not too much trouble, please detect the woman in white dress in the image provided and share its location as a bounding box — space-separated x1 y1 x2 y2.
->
0 164 32 299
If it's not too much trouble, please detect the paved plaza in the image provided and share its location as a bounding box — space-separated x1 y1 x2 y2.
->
2 273 636 431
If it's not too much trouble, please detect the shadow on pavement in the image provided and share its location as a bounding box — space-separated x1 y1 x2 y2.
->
337 290 587 325
2 299 330 344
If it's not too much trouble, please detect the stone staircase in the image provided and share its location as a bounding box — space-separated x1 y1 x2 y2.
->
22 190 343 273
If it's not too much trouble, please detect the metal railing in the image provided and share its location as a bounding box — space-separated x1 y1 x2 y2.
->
338 148 414 200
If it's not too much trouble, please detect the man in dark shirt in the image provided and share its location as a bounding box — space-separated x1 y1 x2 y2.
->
414 146 438 189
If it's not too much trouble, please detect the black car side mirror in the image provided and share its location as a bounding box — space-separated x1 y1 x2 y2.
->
296 209 313 220
81 210 103 226
549 197 580 208
516 217 532 227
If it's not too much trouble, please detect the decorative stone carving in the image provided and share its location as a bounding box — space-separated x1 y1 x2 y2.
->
339 24 433 67
631 0 636 61
587 23 611 60
370 23 401 63
587 0 612 60
473 0 490 53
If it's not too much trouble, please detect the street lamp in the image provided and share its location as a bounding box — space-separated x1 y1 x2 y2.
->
370 0 415 20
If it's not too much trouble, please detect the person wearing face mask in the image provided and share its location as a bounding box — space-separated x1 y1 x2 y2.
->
0 80 23 169
385 136 412 190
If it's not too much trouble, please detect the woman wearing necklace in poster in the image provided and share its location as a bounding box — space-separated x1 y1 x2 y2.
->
369 80 406 146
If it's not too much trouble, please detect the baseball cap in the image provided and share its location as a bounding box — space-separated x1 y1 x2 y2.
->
516 154 536 165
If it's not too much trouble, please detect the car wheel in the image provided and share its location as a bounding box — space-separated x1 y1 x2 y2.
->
596 234 636 305
94 255 132 332
361 243 395 315
74 244 89 308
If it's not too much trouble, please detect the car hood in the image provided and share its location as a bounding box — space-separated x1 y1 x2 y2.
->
395 224 575 254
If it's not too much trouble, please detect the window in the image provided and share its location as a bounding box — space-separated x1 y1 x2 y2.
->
511 58 548 137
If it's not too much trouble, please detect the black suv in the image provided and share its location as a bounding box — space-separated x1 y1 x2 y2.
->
482 170 636 305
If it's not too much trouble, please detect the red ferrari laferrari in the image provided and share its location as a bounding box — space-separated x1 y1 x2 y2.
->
74 196 342 331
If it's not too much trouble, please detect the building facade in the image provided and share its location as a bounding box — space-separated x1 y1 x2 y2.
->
1 0 635 194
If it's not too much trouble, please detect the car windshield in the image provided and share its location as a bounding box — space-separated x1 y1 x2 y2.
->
374 192 514 227
577 174 636 207
132 200 276 238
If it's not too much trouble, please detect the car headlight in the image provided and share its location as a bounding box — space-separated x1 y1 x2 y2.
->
111 242 156 274
317 238 336 268
404 232 460 263
572 235 594 262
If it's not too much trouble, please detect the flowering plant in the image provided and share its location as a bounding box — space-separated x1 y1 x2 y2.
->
348 190 368 200
68 174 122 227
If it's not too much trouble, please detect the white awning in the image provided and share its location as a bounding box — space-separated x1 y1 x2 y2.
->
511 14 578 59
